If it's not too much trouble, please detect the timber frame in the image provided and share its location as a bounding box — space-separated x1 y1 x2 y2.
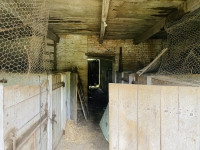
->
134 0 200 44
99 0 110 44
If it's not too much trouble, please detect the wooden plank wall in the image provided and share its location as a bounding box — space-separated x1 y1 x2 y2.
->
109 84 200 150
3 80 49 150
70 73 78 124
0 84 4 150
65 72 71 120
52 75 62 149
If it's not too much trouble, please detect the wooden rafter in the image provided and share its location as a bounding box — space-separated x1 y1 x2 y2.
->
134 0 200 44
47 30 59 43
99 0 110 44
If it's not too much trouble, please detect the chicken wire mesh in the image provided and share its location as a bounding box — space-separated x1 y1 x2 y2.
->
0 0 50 85
158 8 200 75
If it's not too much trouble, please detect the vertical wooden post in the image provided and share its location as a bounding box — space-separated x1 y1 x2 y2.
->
119 47 123 72
65 72 71 120
0 84 4 150
70 73 78 124
60 73 67 131
47 75 53 150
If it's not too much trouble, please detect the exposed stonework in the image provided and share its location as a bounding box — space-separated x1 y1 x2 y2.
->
56 34 166 101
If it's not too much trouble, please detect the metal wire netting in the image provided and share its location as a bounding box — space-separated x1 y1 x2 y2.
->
0 0 50 84
158 8 200 75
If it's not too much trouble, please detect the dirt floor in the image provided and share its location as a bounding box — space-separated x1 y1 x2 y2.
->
57 88 109 150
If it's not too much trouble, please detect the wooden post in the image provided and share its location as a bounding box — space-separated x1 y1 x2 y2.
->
65 72 71 120
47 75 53 150
60 73 67 131
70 73 78 124
0 84 4 150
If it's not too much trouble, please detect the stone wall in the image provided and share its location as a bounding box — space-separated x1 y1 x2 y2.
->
56 34 166 99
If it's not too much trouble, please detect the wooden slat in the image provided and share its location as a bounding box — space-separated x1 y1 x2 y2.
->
109 84 200 150
0 84 4 150
161 86 179 149
138 85 161 150
70 73 78 124
109 83 119 150
178 86 199 150
118 84 137 149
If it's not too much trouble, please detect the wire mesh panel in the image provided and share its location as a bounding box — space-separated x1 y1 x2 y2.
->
0 0 50 85
158 8 200 75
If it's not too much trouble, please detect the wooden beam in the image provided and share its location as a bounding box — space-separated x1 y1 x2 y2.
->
187 0 200 12
134 0 200 44
53 41 57 71
47 30 59 43
99 0 110 44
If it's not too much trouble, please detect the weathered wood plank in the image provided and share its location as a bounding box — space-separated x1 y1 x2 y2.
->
178 86 199 150
3 85 41 109
138 85 161 150
99 0 110 44
47 30 59 43
70 73 78 123
118 84 137 149
65 72 71 120
47 75 53 150
187 0 200 12
109 83 119 150
0 84 4 150
161 86 179 150
134 0 200 44
3 91 47 140
134 18 166 44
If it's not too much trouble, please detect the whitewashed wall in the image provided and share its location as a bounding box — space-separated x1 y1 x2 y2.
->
109 84 200 150
0 73 71 150
3 78 49 150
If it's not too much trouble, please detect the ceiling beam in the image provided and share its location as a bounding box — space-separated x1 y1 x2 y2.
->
47 30 59 43
134 0 200 44
99 0 110 44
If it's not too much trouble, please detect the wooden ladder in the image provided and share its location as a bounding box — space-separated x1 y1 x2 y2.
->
77 80 89 120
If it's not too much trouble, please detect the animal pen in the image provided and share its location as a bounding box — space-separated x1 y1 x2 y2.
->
1 0 200 150
0 1 75 149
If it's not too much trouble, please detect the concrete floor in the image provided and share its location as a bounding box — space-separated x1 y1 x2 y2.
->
57 88 109 150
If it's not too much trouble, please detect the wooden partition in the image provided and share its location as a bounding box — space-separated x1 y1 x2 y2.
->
109 84 200 150
0 73 71 150
0 84 4 150
3 79 49 150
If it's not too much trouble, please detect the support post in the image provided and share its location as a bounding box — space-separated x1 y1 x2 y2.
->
47 75 53 150
0 84 4 150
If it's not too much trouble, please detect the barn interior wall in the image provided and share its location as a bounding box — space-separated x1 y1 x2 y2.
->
56 34 166 97
3 74 49 150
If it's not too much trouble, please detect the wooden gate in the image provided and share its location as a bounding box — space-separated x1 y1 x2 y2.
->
52 74 65 149
109 84 200 150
